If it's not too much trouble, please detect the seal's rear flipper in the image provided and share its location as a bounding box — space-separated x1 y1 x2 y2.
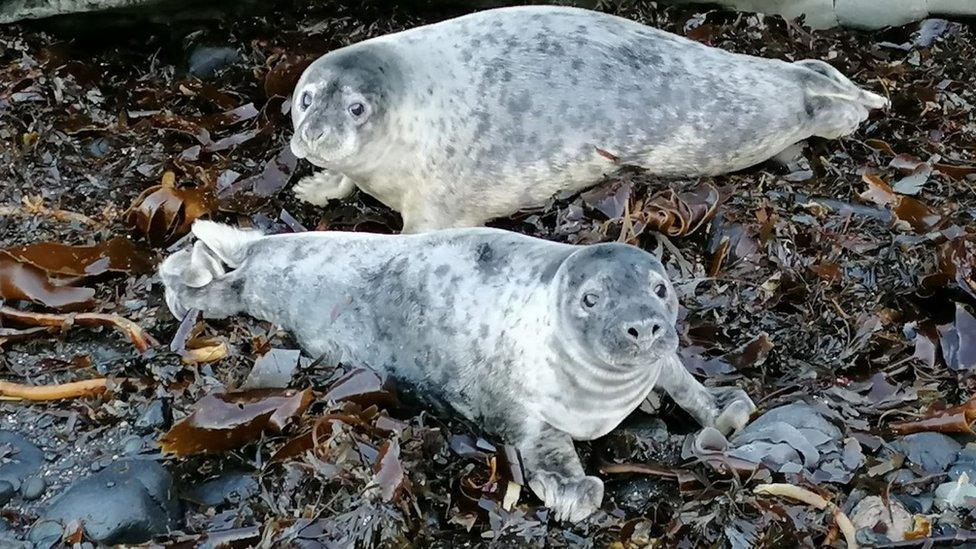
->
191 220 264 269
158 221 261 320
182 241 226 287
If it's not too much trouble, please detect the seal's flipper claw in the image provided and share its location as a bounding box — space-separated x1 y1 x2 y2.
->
529 472 602 523
518 424 602 523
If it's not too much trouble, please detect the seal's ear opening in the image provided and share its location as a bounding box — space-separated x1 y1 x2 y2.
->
191 220 264 268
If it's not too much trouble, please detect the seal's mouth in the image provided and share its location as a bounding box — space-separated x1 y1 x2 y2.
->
290 133 355 169
291 141 333 168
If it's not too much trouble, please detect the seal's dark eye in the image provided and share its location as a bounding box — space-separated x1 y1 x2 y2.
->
582 293 599 308
300 91 312 110
348 102 366 117
654 283 667 299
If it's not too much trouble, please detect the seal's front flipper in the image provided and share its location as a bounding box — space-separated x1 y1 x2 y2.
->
655 355 756 435
293 170 356 206
518 424 603 522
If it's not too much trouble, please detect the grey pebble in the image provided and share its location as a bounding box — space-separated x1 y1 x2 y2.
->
86 137 111 157
27 519 62 548
21 476 46 500
0 431 44 487
135 400 169 433
123 435 144 455
34 458 182 545
0 480 14 506
188 46 241 79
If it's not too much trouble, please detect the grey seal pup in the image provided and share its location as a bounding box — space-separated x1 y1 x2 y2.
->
160 221 756 521
288 5 887 233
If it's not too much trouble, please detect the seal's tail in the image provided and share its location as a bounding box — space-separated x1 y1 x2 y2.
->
191 220 264 269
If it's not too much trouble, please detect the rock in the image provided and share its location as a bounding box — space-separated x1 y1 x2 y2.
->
86 137 111 157
948 443 976 481
184 471 259 508
122 435 145 455
606 476 671 514
21 475 46 500
935 471 976 510
850 495 912 541
600 414 676 464
242 348 301 389
0 538 32 549
188 46 241 79
657 0 976 30
710 403 863 483
0 481 14 506
27 520 62 548
891 432 961 474
0 431 45 489
135 400 170 433
32 458 182 545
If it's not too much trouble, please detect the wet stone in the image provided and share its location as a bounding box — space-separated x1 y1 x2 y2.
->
22 475 46 500
33 458 183 545
188 46 242 79
135 400 170 433
606 476 671 514
27 520 62 548
123 435 144 455
891 432 961 474
0 480 14 506
86 137 111 157
948 443 976 481
601 414 675 463
0 431 45 488
185 471 259 508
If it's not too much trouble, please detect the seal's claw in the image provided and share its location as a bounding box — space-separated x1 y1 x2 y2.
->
530 472 603 522
712 387 756 435
293 172 355 206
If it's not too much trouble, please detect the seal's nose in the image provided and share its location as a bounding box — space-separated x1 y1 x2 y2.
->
624 318 664 344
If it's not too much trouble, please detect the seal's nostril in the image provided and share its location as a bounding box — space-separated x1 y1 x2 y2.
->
651 323 661 336
627 327 639 340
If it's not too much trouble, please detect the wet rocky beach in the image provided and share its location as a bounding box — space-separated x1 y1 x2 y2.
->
1 1 975 546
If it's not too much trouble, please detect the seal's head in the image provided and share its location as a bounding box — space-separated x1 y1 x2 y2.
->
290 46 400 168
553 243 678 368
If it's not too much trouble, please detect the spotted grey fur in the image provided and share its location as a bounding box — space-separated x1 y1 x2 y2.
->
289 5 887 233
159 221 756 521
